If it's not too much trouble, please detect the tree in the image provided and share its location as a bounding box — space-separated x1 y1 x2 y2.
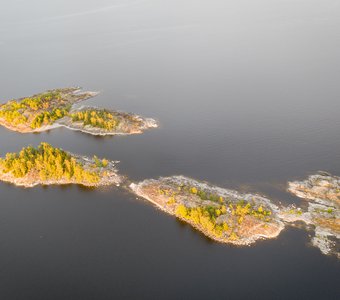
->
190 187 198 194
175 205 188 218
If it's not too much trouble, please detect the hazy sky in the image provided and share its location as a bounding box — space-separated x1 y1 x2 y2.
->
1 1 339 101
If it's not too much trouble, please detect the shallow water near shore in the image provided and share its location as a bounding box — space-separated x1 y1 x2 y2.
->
0 0 340 299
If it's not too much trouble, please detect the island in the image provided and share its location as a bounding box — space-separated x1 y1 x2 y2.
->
58 106 158 136
0 87 158 135
130 176 285 245
286 172 340 258
130 174 340 258
0 142 122 187
0 88 95 133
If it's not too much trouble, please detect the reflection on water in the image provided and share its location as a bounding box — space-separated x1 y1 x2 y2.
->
0 0 339 299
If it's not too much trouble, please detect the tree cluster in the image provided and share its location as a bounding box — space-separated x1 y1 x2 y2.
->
0 92 69 128
30 108 68 129
160 183 274 240
70 110 119 130
0 143 100 184
175 204 230 238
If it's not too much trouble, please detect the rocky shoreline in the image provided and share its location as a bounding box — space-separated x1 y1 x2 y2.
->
287 173 340 258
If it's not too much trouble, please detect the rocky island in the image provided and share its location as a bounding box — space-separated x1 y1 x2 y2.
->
130 174 340 258
286 172 340 258
0 87 158 135
0 143 122 187
58 106 158 136
130 176 285 246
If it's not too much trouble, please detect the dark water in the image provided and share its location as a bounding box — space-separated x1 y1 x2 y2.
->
0 1 340 299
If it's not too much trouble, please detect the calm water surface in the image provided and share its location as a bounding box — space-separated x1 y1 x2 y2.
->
0 1 340 299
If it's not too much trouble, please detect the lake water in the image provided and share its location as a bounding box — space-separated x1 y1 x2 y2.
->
0 0 339 299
